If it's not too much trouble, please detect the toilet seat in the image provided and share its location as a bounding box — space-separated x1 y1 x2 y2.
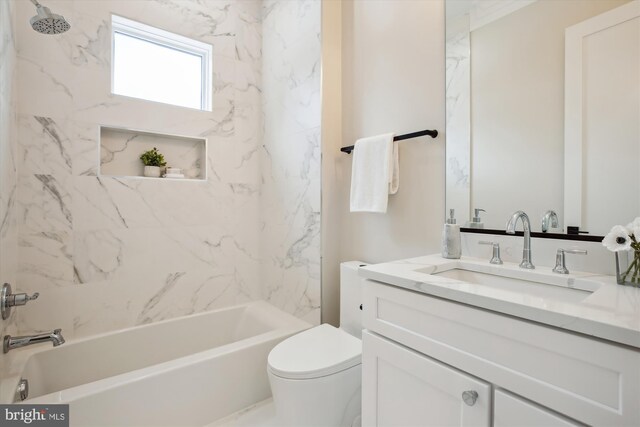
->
268 324 362 380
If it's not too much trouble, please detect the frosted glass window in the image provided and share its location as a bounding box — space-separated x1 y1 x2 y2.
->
111 16 212 111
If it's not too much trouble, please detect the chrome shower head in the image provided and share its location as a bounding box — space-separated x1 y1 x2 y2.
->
29 0 70 35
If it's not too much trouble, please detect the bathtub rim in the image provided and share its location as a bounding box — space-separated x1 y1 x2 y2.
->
1 300 310 404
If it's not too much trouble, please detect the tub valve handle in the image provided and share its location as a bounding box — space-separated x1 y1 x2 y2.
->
1 283 39 320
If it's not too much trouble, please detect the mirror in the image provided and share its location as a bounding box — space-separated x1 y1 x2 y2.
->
445 0 639 238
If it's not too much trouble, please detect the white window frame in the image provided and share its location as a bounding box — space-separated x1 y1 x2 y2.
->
111 15 213 111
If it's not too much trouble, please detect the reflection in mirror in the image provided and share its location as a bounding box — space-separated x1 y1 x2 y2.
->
445 0 639 237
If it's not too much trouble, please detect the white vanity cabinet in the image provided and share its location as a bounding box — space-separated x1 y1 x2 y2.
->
361 280 640 426
362 331 491 427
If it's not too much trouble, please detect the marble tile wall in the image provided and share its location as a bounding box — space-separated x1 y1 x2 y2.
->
13 0 265 339
0 0 19 363
445 13 471 223
8 0 322 340
260 0 321 325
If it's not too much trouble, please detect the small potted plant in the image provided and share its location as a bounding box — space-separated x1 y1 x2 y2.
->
139 147 167 178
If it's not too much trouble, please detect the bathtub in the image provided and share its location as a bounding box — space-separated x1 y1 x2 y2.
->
1 301 310 426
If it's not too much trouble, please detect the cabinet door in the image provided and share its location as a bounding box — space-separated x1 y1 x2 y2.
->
494 389 581 427
362 330 490 427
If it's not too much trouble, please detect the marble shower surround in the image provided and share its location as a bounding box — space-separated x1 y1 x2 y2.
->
0 0 19 365
11 0 321 338
10 0 321 340
260 0 321 323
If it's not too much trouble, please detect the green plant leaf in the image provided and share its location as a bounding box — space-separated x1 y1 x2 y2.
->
139 147 167 167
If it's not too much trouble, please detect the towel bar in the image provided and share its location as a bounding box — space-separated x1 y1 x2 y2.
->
340 129 438 154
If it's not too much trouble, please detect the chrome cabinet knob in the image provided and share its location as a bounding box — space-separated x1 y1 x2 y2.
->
462 390 478 406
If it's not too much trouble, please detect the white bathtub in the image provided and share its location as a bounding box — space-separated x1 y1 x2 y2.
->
2 301 309 426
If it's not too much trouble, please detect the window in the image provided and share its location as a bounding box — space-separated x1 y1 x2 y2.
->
111 15 212 111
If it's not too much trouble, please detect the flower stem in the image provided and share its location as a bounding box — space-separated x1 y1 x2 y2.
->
621 250 640 284
622 255 637 282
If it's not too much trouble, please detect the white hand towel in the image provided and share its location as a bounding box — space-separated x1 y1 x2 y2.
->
349 133 398 213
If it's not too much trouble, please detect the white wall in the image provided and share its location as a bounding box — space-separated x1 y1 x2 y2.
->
338 0 446 265
321 0 342 326
333 0 614 302
577 5 639 234
0 0 19 371
469 0 629 231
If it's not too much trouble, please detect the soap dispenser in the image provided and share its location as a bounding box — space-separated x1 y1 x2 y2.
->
442 209 461 259
467 208 486 229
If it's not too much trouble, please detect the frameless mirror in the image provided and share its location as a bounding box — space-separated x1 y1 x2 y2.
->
445 0 639 238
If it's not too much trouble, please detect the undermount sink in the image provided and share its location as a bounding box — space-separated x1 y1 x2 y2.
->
416 265 598 304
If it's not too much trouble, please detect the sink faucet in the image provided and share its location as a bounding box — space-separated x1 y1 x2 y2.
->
541 210 559 233
506 211 535 269
3 329 65 353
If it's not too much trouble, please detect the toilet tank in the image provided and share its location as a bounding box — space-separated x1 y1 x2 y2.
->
339 261 367 339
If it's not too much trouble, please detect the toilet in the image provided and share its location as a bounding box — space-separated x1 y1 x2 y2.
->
267 261 365 427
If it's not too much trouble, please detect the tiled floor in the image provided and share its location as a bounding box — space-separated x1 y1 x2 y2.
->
207 399 278 427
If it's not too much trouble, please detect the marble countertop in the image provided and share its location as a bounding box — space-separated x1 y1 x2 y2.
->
360 255 640 348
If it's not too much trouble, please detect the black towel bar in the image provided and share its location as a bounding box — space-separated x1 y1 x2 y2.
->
340 129 438 154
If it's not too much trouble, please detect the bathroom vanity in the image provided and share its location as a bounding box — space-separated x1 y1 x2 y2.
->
359 256 640 426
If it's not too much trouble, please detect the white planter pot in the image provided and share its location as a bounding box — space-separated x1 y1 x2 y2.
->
144 166 161 178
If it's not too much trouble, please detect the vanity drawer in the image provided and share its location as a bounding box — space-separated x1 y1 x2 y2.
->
363 280 640 426
494 389 581 427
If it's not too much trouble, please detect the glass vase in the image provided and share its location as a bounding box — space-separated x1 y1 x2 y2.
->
615 250 640 287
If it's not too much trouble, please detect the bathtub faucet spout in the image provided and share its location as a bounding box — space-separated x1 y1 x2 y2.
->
3 329 65 353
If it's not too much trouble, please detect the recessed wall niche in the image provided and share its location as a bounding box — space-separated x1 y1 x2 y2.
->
99 126 207 180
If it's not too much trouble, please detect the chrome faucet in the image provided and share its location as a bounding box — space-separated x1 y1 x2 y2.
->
541 210 559 233
506 211 535 269
3 329 65 353
552 248 587 274
478 241 503 264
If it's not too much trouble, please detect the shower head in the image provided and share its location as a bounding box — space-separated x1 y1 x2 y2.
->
29 0 70 35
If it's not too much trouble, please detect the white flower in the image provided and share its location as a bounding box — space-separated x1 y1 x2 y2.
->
602 225 632 252
625 217 640 234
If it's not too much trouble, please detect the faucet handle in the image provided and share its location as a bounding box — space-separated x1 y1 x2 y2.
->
478 241 503 265
553 248 587 274
1 284 39 320
12 292 39 306
562 249 588 255
0 283 40 320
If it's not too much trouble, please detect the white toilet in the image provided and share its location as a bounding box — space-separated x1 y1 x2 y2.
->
267 261 365 427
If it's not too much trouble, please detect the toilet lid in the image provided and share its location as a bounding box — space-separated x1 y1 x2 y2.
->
268 324 362 380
